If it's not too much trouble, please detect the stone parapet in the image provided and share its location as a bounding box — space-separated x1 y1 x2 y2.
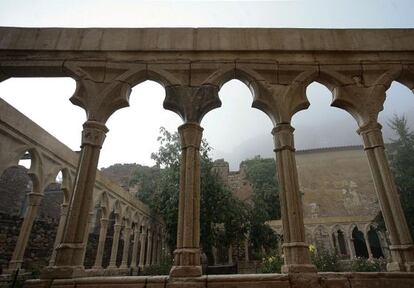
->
24 272 414 288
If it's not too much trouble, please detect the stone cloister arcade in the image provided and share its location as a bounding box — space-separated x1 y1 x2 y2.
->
271 218 389 261
0 97 166 275
1 27 414 287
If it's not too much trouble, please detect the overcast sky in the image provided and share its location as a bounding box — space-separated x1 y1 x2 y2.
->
0 0 413 170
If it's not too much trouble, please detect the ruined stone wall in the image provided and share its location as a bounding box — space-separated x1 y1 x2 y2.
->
212 159 253 203
0 166 31 217
0 166 65 272
213 146 379 220
296 146 379 219
0 213 58 272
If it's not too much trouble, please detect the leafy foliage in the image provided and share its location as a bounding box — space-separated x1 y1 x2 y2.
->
140 257 173 275
130 128 282 263
310 248 340 272
130 127 249 258
350 257 386 272
386 115 414 238
242 156 280 255
260 254 284 273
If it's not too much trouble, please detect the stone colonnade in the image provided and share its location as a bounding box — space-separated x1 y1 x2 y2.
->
1 28 414 282
271 218 390 261
0 98 166 275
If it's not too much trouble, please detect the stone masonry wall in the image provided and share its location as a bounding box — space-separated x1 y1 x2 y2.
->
213 146 380 220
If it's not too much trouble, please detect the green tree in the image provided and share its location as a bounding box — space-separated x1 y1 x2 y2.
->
131 127 249 259
242 156 281 255
386 115 414 238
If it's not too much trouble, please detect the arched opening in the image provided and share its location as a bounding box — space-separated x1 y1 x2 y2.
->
102 210 117 268
83 202 102 269
337 230 348 256
367 226 384 259
100 80 181 170
291 82 375 255
352 227 369 258
0 150 35 271
28 168 67 270
378 81 414 240
202 79 279 268
96 80 181 270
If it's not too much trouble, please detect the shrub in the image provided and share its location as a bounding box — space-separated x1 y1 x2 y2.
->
260 255 284 273
350 257 386 272
310 248 340 272
140 257 172 276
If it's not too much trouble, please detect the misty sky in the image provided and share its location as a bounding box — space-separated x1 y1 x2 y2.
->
0 0 413 170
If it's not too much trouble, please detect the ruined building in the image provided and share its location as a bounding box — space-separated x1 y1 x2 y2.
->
214 146 389 262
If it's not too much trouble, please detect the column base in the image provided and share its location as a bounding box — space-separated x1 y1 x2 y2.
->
40 266 86 279
169 265 202 277
281 264 317 273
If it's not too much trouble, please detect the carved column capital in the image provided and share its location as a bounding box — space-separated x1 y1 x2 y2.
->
27 192 43 206
100 218 109 227
357 122 384 150
114 223 122 231
253 82 309 125
81 120 109 148
271 123 295 152
65 62 133 123
164 85 221 123
333 84 386 128
178 123 203 150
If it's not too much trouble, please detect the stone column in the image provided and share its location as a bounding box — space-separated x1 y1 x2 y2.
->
42 74 131 279
108 220 122 269
212 247 218 265
120 223 132 269
49 203 69 266
244 239 249 263
377 230 391 259
130 225 140 269
139 227 147 269
49 120 109 275
161 235 167 262
171 122 203 276
272 123 316 273
228 245 233 265
330 232 338 255
92 217 109 269
7 192 43 271
80 210 95 265
363 231 374 259
359 123 414 271
157 235 162 264
152 232 158 265
164 85 221 278
346 233 356 259
145 229 153 266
